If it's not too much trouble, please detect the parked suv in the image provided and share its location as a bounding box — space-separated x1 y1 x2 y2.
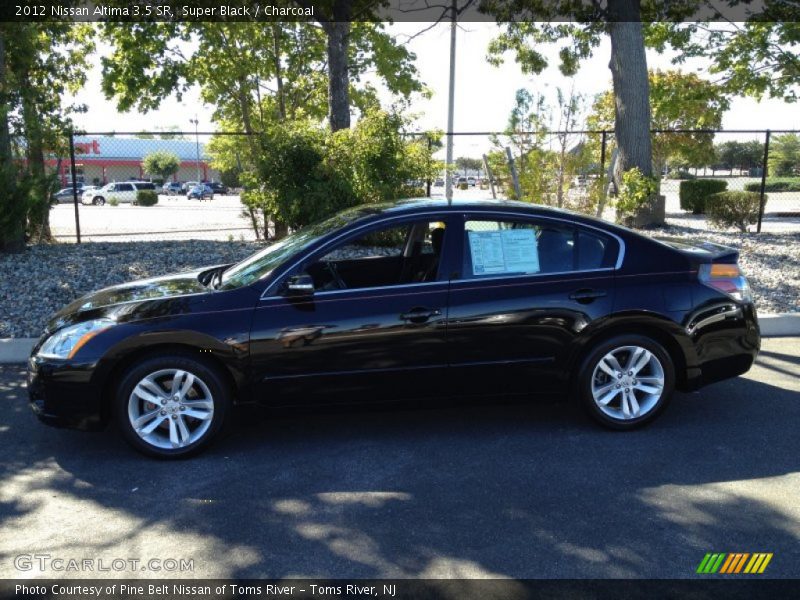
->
81 181 151 206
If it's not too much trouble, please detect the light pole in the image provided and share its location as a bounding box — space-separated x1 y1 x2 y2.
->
190 116 200 181
444 0 457 204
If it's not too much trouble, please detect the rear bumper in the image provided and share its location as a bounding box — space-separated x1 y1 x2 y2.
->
28 356 106 431
682 302 760 391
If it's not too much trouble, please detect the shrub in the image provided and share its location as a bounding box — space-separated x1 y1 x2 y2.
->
666 169 695 180
707 191 764 232
108 197 119 207
133 190 158 206
458 182 468 190
743 178 800 193
616 167 659 222
679 179 727 214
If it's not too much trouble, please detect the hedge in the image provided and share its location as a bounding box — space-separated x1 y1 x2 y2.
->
679 179 727 214
707 191 764 232
133 190 159 206
743 178 800 193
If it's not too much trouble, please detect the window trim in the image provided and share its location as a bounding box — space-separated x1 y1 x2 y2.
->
460 212 625 279
259 210 625 300
261 213 456 299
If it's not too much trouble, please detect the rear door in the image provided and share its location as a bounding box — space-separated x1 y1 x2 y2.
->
446 213 619 397
114 183 136 203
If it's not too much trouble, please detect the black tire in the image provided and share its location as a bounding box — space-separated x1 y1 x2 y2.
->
577 334 675 430
93 196 105 206
114 353 230 458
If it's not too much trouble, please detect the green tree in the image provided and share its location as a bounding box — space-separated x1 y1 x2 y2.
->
768 133 800 177
142 150 181 182
101 20 422 237
455 157 482 175
482 0 726 226
0 20 94 248
589 70 729 186
249 109 438 232
650 21 800 103
714 140 763 174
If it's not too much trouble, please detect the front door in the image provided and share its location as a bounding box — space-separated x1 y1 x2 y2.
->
249 217 454 406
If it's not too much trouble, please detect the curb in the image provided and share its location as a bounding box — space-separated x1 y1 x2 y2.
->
1 313 798 365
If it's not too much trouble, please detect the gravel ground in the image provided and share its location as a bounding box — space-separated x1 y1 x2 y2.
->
0 240 261 338
0 228 798 338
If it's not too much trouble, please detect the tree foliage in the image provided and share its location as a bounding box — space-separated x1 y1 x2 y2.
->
714 140 763 173
649 21 800 103
0 20 94 249
588 70 729 183
142 150 181 182
245 109 439 231
768 133 800 177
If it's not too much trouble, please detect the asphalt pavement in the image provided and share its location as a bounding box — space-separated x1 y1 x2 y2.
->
0 338 798 579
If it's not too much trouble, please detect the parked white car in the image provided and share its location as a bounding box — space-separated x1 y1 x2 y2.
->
81 182 156 206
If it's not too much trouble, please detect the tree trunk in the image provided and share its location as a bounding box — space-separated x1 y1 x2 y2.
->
0 28 25 252
323 17 351 131
271 23 286 122
607 1 662 226
20 75 53 243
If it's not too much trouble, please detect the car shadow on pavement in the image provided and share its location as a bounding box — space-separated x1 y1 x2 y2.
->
0 347 798 579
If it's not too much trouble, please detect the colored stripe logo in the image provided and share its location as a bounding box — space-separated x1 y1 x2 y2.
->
697 553 772 574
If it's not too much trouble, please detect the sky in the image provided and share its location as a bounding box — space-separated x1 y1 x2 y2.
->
66 22 800 158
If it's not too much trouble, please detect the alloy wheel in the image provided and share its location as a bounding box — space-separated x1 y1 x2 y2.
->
127 368 215 450
590 345 665 421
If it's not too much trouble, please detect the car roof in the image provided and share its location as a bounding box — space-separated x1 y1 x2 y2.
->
344 198 631 236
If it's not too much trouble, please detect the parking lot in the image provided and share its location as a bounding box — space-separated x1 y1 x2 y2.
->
0 337 798 579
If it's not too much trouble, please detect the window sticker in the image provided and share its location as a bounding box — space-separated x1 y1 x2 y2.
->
468 229 540 275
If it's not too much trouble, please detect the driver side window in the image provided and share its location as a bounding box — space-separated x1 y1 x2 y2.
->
303 220 447 292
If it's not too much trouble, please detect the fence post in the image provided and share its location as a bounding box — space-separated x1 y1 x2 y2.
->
482 154 496 199
596 130 608 217
505 147 522 200
757 129 770 233
426 135 432 198
68 130 81 244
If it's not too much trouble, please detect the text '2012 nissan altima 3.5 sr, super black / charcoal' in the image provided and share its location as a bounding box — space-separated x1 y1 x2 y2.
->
28 200 761 458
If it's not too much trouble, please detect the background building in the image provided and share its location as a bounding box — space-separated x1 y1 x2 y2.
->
49 136 219 186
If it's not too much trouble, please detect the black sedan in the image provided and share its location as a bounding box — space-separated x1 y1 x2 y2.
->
28 200 760 457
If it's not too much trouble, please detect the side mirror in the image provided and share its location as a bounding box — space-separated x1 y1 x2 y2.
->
286 274 314 297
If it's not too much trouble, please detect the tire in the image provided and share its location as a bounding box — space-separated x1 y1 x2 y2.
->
577 334 675 430
93 196 105 206
114 353 230 458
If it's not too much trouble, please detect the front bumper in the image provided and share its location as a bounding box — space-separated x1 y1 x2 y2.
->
28 355 106 431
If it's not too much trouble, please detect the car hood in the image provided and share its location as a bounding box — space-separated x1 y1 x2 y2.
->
47 268 221 332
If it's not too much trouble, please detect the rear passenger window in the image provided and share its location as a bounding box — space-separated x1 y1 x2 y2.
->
464 219 615 278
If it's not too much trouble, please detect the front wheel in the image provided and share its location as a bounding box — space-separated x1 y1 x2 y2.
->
93 196 105 206
578 335 675 430
115 354 230 458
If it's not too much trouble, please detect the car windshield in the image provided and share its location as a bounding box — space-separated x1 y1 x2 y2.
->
218 206 384 290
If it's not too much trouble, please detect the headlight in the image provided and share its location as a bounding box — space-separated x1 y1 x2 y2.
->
38 319 115 359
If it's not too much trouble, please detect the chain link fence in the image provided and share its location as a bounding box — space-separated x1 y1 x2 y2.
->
49 128 800 242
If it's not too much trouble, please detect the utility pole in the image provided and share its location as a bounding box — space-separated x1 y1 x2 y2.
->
190 116 200 181
444 0 457 204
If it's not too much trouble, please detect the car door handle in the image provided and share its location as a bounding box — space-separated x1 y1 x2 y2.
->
400 307 442 323
569 289 607 303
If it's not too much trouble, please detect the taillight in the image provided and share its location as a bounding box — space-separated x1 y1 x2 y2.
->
698 263 752 302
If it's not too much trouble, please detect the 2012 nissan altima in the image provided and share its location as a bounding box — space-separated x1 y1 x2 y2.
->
28 200 760 457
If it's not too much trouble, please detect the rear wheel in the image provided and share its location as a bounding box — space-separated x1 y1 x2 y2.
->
93 196 105 206
115 354 230 458
578 335 674 430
